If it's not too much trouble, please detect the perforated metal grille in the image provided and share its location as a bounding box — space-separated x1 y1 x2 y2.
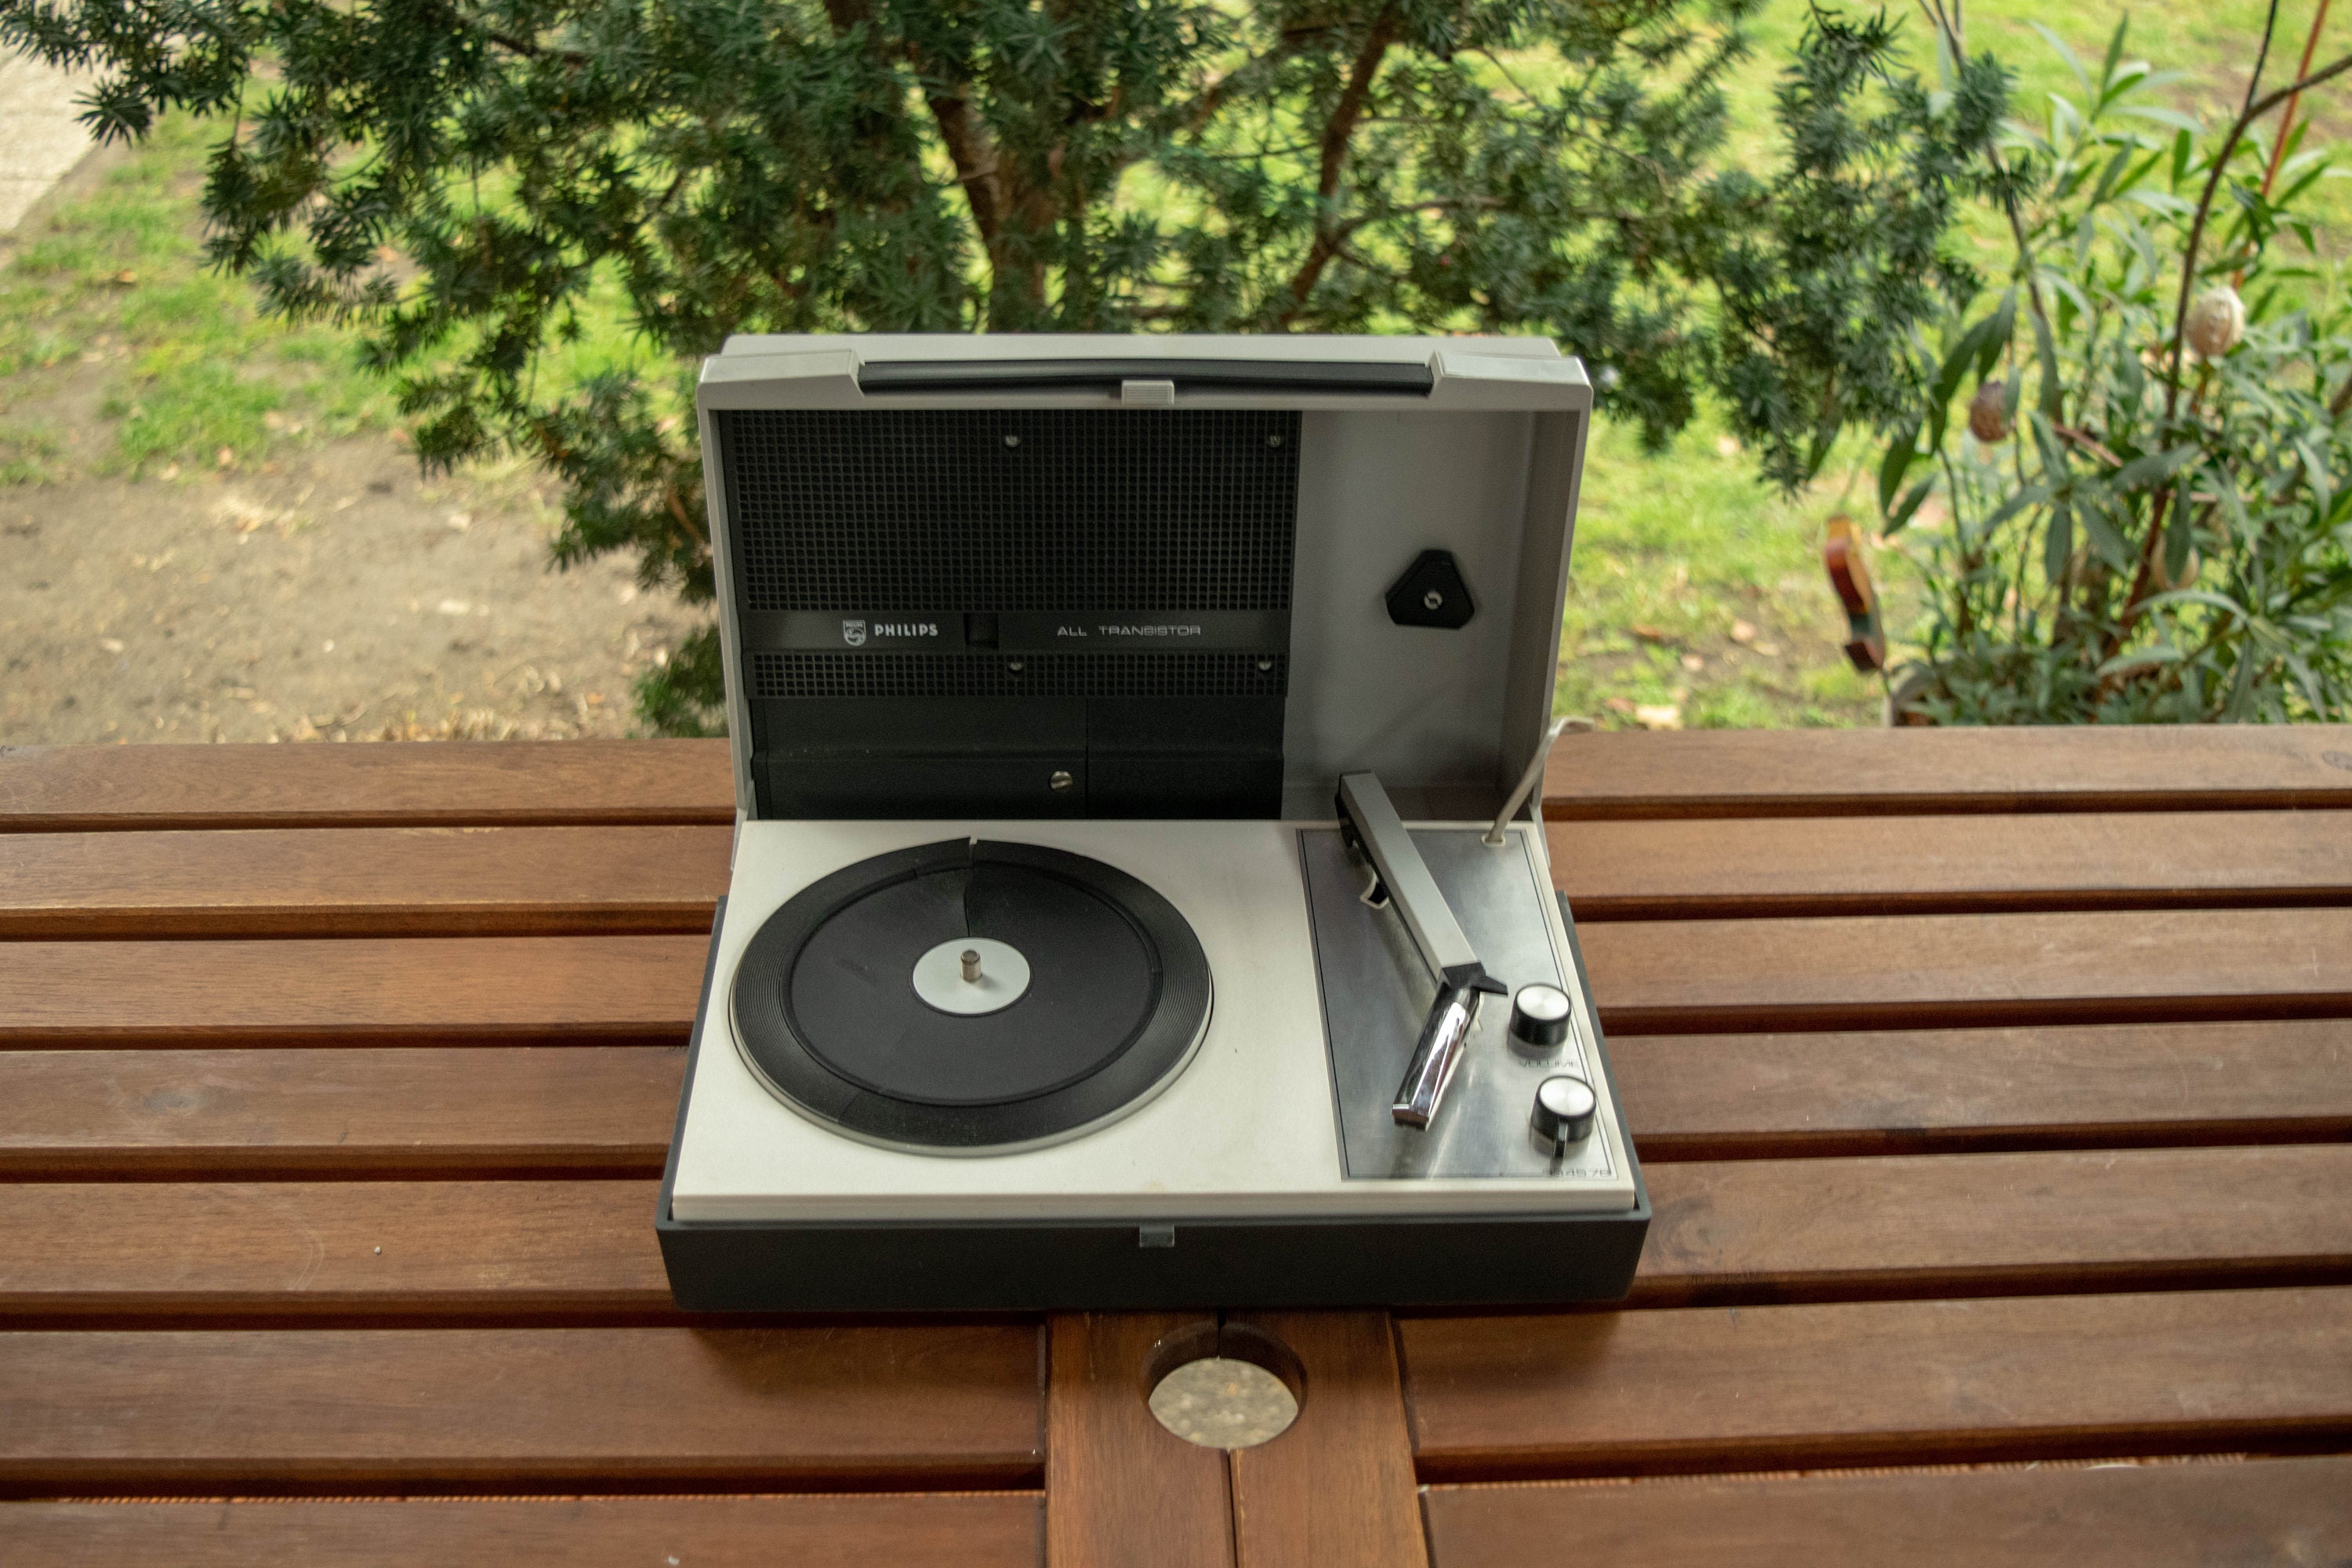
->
718 408 1300 612
753 652 1288 699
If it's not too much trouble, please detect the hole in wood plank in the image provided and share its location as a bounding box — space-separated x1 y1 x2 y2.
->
1143 1320 1304 1450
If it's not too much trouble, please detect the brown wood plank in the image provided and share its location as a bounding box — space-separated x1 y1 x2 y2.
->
1046 1313 1234 1568
16 1148 2347 1322
1578 907 2352 1033
1400 1285 2352 1479
0 1047 681 1179
1632 1144 2352 1307
1226 1313 1425 1568
1613 1019 2352 1160
0 827 729 938
0 1494 1044 1568
0 739 735 833
0 937 707 1047
1421 1455 2352 1568
0 1324 1043 1496
1541 725 2352 819
0 1182 671 1320
1549 811 2352 921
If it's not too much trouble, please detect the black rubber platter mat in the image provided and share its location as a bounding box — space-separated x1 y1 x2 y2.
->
731 839 1212 1148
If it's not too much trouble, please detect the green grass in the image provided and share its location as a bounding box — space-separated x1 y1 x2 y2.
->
0 111 400 481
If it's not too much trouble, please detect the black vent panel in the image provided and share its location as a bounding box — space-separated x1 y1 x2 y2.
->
719 408 1300 612
754 652 1288 700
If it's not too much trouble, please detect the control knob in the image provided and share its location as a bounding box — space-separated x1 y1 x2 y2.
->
1508 983 1573 1050
1530 1075 1598 1152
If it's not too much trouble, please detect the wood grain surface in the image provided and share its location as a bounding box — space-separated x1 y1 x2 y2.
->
14 1149 2347 1322
0 1047 682 1178
0 1182 673 1319
1578 906 2352 1033
0 1324 1044 1496
1225 1313 1426 1568
0 826 730 938
1046 1313 1234 1568
0 739 735 832
1610 1018 2352 1159
1548 810 2352 920
0 936 708 1046
0 1494 1044 1568
1540 724 2352 818
1399 1285 2352 1479
11 729 2347 831
13 906 2344 1048
1421 1455 2352 1567
1631 1143 2352 1305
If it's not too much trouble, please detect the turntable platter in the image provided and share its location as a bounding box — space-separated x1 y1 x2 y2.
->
731 840 1213 1150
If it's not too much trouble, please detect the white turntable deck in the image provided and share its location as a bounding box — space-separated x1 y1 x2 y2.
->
668 816 1639 1223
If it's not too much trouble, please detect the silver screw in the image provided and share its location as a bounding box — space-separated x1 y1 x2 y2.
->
1007 659 1025 673
1423 589 1445 612
960 949 982 983
1267 434 1283 447
1004 434 1021 448
1256 658 1274 672
1050 770 1074 791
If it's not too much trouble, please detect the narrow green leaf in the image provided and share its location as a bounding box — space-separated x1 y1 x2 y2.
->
2043 503 2075 584
1886 474 1937 535
2100 15 2129 94
2118 104 2204 134
2096 645 2183 678
1987 481 2056 532
1878 421 1921 515
2033 21 2093 95
2140 588 2248 617
1976 290 2018 379
2112 442 2202 490
2031 297 2064 421
2162 481 2194 581
2080 506 2133 570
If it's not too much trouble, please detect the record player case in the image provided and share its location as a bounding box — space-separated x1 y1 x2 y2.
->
658 335 1650 1311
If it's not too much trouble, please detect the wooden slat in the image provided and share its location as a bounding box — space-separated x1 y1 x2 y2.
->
1046 1313 1234 1568
1613 1019 2352 1160
0 740 735 832
1421 1455 2352 1567
0 1182 671 1320
1578 907 2352 1033
1400 1285 2352 1479
1549 811 2352 920
0 1324 1043 1496
1631 1144 2352 1307
0 1048 682 1179
0 1494 1044 1568
16 908 2349 1049
0 827 729 938
16 1148 2347 1322
0 937 707 1047
1541 725 2352 819
13 1022 2341 1184
17 810 2343 942
1225 1313 1425 1568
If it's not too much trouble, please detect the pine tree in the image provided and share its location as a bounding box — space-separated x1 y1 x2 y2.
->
2 0 2002 731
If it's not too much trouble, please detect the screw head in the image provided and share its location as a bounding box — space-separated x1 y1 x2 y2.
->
1256 658 1274 673
1003 434 1021 448
1049 770 1074 791
1423 589 1445 612
1266 434 1283 448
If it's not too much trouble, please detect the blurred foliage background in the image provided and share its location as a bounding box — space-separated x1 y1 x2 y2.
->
0 0 2343 728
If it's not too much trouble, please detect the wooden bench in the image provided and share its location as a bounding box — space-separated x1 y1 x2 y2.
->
2 728 2350 1564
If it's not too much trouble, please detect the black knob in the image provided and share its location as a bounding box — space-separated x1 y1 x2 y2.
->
1530 1075 1598 1151
1508 984 1573 1050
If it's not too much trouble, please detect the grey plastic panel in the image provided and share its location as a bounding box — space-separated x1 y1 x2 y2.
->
1300 826 1617 1181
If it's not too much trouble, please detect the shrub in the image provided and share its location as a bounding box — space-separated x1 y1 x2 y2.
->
1877 16 2352 724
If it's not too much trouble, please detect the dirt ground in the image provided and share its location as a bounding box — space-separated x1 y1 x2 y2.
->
0 437 695 745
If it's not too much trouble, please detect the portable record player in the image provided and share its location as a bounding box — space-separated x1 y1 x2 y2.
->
657 333 1649 1311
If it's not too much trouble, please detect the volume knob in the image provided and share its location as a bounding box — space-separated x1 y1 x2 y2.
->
1530 1075 1599 1152
1508 984 1573 1050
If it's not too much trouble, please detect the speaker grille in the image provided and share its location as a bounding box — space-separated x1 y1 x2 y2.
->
753 652 1288 699
718 408 1299 612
